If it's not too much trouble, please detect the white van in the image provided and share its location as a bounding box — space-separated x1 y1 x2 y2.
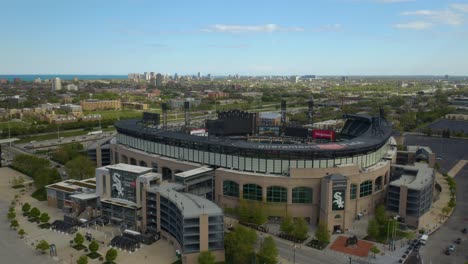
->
420 234 428 245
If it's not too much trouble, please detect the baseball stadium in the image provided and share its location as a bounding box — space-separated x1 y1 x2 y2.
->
110 100 397 233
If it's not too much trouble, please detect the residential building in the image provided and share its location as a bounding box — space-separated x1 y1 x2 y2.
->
52 77 62 91
80 99 122 111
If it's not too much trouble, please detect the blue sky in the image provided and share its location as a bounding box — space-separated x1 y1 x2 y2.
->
1 0 468 75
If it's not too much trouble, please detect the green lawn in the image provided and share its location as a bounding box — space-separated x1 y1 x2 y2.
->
84 110 143 120
17 130 89 143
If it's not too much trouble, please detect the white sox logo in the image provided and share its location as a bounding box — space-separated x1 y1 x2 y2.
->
112 173 124 198
333 191 344 209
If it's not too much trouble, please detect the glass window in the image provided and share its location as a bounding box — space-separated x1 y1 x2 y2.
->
243 184 262 201
267 186 287 203
360 180 373 197
292 187 313 203
350 184 357 200
223 181 239 198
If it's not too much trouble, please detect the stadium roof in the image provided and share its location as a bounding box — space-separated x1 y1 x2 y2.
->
115 114 392 156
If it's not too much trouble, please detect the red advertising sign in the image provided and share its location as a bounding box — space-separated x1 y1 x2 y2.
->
312 129 336 140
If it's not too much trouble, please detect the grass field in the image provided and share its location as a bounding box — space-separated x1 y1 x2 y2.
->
84 109 143 120
17 130 89 143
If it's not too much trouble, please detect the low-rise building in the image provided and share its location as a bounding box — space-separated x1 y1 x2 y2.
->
122 102 149 110
396 145 435 168
60 104 83 117
386 163 435 228
80 99 122 111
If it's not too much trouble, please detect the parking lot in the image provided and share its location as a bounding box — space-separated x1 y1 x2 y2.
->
425 119 468 135
405 135 468 173
420 164 468 264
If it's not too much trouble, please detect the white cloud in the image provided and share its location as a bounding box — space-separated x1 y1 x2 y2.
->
313 24 343 32
393 21 433 30
451 3 468 13
201 24 304 33
401 9 463 25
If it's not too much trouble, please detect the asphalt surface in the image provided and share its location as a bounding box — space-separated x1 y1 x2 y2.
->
425 119 468 134
405 135 468 173
0 200 52 264
419 164 468 264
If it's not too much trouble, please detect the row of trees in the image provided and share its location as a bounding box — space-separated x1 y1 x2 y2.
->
223 225 278 264
11 154 61 189
51 142 84 164
279 215 310 241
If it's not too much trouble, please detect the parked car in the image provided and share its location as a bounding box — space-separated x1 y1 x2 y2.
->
448 244 455 251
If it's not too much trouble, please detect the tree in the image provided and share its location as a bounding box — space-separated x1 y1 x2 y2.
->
198 251 216 264
442 206 451 216
88 240 99 254
18 228 26 238
105 248 118 263
76 255 88 264
448 197 456 208
257 236 278 264
10 220 19 229
280 214 294 235
40 212 50 224
30 207 41 218
224 225 257 264
292 217 309 241
315 222 330 244
22 203 31 213
370 246 381 258
74 233 84 246
7 211 16 220
367 219 380 239
251 202 267 225
65 156 95 180
36 240 50 254
375 205 387 226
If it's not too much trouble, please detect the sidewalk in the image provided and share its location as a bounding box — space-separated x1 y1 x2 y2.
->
0 167 177 264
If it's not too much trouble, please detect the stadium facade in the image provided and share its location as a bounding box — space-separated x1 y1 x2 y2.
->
110 111 398 233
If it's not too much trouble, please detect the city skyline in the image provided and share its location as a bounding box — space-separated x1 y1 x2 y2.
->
1 0 468 75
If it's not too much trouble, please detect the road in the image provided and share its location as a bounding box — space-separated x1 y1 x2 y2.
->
256 234 349 264
0 200 52 264
420 164 468 264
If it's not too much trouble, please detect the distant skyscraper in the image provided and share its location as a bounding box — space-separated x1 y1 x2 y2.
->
52 77 62 91
197 72 201 79
445 75 449 80
155 73 163 87
207 73 211 80
174 73 178 80
342 76 349 82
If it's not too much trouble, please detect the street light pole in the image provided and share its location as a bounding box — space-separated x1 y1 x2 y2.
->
293 242 296 264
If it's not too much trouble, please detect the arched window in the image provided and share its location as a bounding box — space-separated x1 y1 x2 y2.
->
375 176 383 191
139 161 148 167
350 184 357 200
223 181 239 198
243 184 262 201
162 167 172 181
151 162 158 173
130 158 137 165
360 180 373 197
121 155 128 164
267 186 287 203
292 187 313 203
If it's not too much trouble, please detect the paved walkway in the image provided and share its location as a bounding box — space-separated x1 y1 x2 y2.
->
447 160 467 177
0 167 178 264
